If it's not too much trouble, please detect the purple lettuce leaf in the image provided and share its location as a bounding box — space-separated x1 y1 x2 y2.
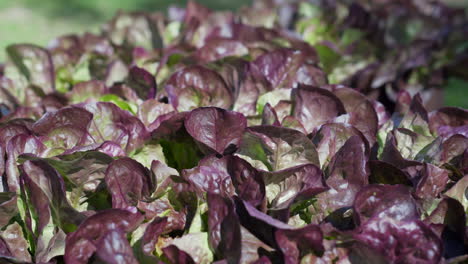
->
353 217 443 264
299 238 385 264
185 107 247 155
280 116 307 134
0 77 21 111
0 121 34 181
105 157 153 209
239 226 274 264
238 125 319 171
273 101 294 125
182 155 235 198
394 90 413 116
353 185 419 225
32 106 94 152
79 102 149 153
6 44 55 94
0 192 17 228
95 141 127 157
162 244 195 264
309 136 368 225
196 38 248 62
207 193 241 263
0 222 32 262
42 92 68 112
439 134 468 165
372 100 391 129
137 194 187 234
150 160 179 197
393 128 435 160
65 209 143 264
234 198 324 261
263 164 328 222
48 34 83 68
5 134 47 192
33 150 113 206
197 10 236 45
310 123 368 168
347 241 389 264
380 132 422 170
331 86 378 145
398 94 432 138
429 107 468 138
126 66 157 100
183 0 211 23
95 229 139 264
234 196 296 246
261 103 280 126
326 136 369 186
106 83 140 104
128 132 166 168
0 146 4 191
151 112 188 140
152 112 204 170
413 137 445 166
18 160 81 262
251 256 273 264
18 150 113 215
0 121 32 145
425 198 467 258
275 224 324 264
20 160 85 232
67 80 107 104
4 134 43 192
0 106 44 123
444 175 468 213
256 88 292 118
137 99 175 131
163 232 213 264
0 238 13 260
165 65 233 111
226 155 266 208
230 22 280 47
414 163 449 200
238 1 276 28
292 86 346 134
35 228 67 263
181 1 234 48
368 160 413 185
225 60 273 116
252 48 327 89
141 217 168 256
105 12 161 50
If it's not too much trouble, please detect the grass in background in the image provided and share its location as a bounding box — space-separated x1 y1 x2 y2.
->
445 78 468 108
0 6 94 59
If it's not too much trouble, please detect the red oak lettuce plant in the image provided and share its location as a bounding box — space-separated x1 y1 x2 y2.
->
0 0 467 263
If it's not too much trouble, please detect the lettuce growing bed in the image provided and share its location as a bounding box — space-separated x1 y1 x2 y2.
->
0 1 467 263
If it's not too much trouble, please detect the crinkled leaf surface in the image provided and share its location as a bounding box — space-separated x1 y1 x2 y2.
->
292 86 346 134
238 125 319 171
185 107 247 155
165 65 233 111
105 157 153 209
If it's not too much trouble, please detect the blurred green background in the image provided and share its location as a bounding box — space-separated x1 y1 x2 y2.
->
0 0 466 107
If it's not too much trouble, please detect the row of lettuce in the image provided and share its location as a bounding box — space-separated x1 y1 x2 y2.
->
0 0 467 263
